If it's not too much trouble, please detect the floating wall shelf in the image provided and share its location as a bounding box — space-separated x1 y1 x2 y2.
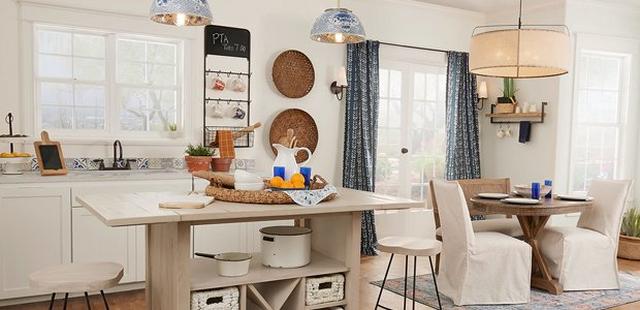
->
486 102 548 124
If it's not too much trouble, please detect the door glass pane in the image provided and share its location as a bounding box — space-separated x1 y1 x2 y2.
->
38 30 72 55
38 55 72 79
73 34 105 58
74 58 105 81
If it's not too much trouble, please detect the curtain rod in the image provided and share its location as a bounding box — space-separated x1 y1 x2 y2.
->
378 41 455 54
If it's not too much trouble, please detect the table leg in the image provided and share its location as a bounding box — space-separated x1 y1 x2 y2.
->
146 222 191 310
516 215 562 295
310 212 362 309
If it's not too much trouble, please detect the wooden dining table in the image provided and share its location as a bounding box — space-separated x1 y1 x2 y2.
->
469 197 593 295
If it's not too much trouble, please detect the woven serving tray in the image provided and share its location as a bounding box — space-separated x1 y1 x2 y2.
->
203 174 336 204
272 50 315 98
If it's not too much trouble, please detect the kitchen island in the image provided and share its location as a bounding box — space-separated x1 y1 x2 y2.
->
77 188 420 310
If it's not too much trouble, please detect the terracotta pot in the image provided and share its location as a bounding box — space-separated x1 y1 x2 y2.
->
184 156 212 172
212 157 233 172
618 234 640 260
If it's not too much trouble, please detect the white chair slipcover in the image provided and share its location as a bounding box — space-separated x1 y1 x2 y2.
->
435 217 522 238
538 179 631 291
432 180 532 305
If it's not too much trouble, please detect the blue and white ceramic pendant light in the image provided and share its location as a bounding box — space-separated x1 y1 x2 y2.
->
310 0 366 44
150 0 213 26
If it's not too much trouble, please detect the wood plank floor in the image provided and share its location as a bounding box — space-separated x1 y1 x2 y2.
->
3 255 639 309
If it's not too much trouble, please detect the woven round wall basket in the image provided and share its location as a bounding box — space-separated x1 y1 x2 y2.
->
269 108 318 163
272 50 315 98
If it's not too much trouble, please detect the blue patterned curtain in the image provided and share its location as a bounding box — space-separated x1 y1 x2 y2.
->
344 40 380 256
445 52 481 181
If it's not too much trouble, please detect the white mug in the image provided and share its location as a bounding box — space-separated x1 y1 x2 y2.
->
497 127 505 138
529 104 538 113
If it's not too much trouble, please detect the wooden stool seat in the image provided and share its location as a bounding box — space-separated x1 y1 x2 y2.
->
377 236 442 257
30 262 124 293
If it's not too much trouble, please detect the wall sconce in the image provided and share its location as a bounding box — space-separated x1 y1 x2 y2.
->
331 66 348 100
477 80 488 110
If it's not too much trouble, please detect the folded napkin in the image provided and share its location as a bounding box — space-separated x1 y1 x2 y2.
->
158 194 214 209
519 121 531 143
283 185 338 207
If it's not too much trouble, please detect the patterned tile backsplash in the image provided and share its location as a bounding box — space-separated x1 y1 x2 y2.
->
23 157 255 172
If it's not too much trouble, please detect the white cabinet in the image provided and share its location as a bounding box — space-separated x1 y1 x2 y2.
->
0 186 71 299
72 208 138 283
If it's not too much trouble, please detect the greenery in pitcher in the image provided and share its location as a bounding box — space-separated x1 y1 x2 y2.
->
498 78 518 104
622 207 640 238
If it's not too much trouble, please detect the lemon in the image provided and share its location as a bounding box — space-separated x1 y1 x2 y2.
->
269 176 285 188
291 173 305 185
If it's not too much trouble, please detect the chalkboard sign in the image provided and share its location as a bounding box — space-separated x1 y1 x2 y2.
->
34 131 67 176
204 25 251 59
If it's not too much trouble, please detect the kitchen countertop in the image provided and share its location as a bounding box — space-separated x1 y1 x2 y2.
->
0 169 195 184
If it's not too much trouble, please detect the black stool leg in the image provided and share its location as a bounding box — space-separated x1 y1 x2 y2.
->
101 290 110 310
403 255 408 310
413 256 417 310
84 292 92 310
375 253 394 309
429 256 442 310
63 292 69 310
48 293 56 310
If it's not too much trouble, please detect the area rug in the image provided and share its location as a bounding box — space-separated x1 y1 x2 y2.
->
371 272 640 309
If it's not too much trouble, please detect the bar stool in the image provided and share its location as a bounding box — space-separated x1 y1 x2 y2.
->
29 262 124 310
375 237 442 310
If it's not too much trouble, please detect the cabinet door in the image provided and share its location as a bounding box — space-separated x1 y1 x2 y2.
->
72 208 136 283
0 187 71 299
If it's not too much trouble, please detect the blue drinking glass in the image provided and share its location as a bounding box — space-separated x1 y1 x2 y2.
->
299 167 312 187
273 166 285 179
531 182 541 200
544 179 553 199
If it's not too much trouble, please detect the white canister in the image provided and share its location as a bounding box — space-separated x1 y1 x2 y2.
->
260 226 312 268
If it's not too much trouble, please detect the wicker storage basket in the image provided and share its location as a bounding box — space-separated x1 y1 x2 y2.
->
305 274 345 306
495 103 515 114
618 235 640 260
191 287 239 310
204 174 337 204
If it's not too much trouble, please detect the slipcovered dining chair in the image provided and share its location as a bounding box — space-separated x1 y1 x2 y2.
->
429 178 522 271
538 179 631 291
432 180 531 305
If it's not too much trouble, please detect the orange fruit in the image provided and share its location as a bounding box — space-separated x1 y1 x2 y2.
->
293 182 305 189
291 173 305 185
282 181 295 188
269 176 285 187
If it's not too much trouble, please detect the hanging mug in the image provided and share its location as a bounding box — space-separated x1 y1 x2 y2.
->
231 78 247 92
212 77 225 91
505 125 512 137
497 126 505 138
232 106 247 120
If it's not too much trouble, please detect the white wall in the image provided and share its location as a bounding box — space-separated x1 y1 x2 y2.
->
1 0 483 184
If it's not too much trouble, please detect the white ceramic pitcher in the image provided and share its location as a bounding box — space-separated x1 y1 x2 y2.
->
272 144 312 180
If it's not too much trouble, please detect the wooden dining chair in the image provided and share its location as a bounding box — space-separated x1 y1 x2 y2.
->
430 178 522 272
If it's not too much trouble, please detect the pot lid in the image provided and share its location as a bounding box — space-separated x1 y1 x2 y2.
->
260 226 312 236
214 252 252 262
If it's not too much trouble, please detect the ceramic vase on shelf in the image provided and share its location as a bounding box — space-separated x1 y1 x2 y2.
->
272 144 312 180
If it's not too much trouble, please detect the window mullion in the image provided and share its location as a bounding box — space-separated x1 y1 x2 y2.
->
107 33 117 135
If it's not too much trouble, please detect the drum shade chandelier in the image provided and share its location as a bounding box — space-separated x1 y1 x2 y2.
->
150 0 212 26
469 0 570 78
310 0 366 44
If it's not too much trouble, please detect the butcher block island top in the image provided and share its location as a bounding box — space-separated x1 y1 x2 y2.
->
76 187 420 226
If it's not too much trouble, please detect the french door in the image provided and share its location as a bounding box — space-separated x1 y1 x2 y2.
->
376 59 447 201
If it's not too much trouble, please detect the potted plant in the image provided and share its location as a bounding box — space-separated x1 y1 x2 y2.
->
618 207 640 260
184 144 214 172
495 78 517 113
212 156 233 172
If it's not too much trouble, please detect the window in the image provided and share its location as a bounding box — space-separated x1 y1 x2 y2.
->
376 58 447 201
569 51 630 192
34 25 183 138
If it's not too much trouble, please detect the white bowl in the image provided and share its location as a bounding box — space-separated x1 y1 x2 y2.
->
214 252 251 277
513 184 552 198
234 182 264 191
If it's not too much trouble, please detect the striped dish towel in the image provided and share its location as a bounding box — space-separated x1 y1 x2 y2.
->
216 130 236 158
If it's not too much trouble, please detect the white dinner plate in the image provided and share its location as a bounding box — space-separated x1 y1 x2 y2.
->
478 193 510 199
555 194 594 201
501 198 541 205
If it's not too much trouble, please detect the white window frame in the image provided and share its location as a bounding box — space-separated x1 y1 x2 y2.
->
33 24 185 140
568 50 630 192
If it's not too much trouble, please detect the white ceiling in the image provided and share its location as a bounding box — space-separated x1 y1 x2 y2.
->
413 0 640 13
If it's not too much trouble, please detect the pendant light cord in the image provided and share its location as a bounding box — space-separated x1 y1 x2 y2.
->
518 0 523 29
